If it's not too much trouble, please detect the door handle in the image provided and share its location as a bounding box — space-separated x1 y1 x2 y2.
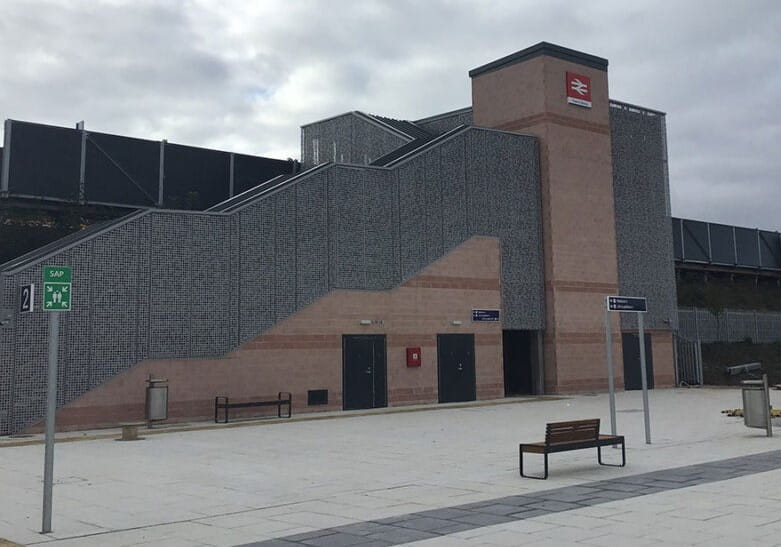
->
365 368 372 375
457 363 463 371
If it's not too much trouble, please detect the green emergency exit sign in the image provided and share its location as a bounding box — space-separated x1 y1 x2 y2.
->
42 266 72 311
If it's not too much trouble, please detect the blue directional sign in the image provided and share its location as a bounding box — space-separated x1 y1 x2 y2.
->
607 296 647 313
472 309 500 322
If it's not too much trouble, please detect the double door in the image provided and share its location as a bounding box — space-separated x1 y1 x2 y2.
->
343 335 387 410
437 334 476 403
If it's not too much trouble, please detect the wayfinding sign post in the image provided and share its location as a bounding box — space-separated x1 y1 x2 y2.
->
605 296 652 445
41 265 72 533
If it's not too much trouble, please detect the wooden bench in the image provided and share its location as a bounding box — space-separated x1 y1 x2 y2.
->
214 392 292 423
519 419 625 479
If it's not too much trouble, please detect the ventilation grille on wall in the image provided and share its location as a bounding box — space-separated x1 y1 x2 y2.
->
307 389 328 406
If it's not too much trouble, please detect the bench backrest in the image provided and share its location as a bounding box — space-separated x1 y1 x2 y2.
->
545 419 600 445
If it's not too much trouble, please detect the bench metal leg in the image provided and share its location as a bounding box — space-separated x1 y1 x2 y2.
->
214 396 229 424
519 446 548 479
597 440 626 467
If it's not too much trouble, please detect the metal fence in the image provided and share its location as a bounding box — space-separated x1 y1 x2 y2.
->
674 333 703 386
672 217 781 271
1 119 296 210
678 307 781 344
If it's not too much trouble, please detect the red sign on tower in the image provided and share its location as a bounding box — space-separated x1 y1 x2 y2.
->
566 72 592 108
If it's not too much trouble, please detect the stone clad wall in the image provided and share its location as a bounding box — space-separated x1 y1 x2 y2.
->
0 127 543 435
610 104 678 331
300 113 409 168
51 237 505 430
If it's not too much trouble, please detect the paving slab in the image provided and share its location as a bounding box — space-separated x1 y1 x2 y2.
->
1 388 781 546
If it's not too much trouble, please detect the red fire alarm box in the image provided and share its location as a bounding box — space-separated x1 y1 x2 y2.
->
406 347 422 367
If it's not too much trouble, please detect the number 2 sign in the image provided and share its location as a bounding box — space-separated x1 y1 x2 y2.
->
20 284 34 313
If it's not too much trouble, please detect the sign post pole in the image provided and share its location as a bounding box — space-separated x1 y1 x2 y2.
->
638 312 651 444
604 304 617 437
40 265 72 534
606 296 651 445
41 311 59 534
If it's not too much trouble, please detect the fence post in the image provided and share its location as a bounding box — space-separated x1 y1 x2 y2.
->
1 119 12 193
672 333 680 386
158 139 166 207
754 311 759 343
696 339 704 385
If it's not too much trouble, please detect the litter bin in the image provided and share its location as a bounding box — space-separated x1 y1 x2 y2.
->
741 374 772 437
145 375 169 427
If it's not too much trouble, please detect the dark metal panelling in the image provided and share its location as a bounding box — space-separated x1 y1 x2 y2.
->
274 191 297 322
302 113 408 169
163 143 230 209
331 168 365 288
233 153 292 195
672 218 683 260
423 147 444 264
149 214 192 358
735 227 760 267
398 160 427 279
416 109 473 135
189 215 232 357
239 200 276 343
439 137 468 251
84 226 139 388
0 275 17 433
352 117 408 166
134 215 152 361
709 223 735 265
11 263 51 431
295 173 329 308
85 131 159 205
8 121 81 199
674 218 781 271
302 114 352 168
487 132 543 330
0 126 545 434
682 220 709 262
611 106 678 330
229 215 241 348
363 169 396 289
398 129 544 330
759 231 781 269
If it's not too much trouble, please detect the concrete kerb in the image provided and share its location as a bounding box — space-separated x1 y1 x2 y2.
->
0 395 565 449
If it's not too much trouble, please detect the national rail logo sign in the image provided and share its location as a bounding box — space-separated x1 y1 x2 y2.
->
566 72 592 108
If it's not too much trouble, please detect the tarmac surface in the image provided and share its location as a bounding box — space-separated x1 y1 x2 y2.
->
2 387 781 546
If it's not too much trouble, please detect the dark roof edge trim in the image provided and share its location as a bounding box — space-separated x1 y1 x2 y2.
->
414 106 473 124
469 42 608 78
0 209 152 275
300 111 415 142
356 112 415 141
609 99 666 117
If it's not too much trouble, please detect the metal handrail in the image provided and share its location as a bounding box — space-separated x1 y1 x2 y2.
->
0 209 151 275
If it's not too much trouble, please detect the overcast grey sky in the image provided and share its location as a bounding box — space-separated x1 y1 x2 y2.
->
0 1 779 229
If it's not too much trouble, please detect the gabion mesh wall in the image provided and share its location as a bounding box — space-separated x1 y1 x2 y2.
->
0 127 544 435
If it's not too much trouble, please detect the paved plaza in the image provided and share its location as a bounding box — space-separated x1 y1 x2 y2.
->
2 388 781 546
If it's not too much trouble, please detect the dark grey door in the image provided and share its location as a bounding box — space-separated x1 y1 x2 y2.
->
343 335 387 410
502 330 533 396
622 333 654 390
437 334 476 403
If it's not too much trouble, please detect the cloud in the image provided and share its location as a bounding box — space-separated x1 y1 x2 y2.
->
0 0 779 228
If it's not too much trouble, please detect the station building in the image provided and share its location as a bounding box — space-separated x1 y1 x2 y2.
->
0 42 677 435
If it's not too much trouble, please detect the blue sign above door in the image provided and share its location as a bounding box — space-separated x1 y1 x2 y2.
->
472 309 500 322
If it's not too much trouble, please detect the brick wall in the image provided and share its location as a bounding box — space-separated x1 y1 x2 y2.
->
48 237 504 430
